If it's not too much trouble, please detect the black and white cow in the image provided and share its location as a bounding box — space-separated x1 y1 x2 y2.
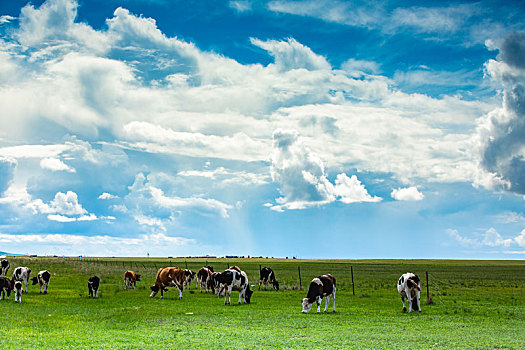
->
13 281 22 303
397 272 421 313
0 276 13 300
183 269 195 290
1 259 9 276
302 274 336 313
31 270 51 294
259 267 279 291
220 268 253 305
12 266 31 293
196 267 214 293
88 276 100 298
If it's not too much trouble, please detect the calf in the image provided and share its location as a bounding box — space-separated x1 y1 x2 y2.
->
221 268 253 305
150 267 184 299
183 269 195 290
88 276 100 298
13 281 22 303
259 267 279 291
196 267 214 293
397 272 421 313
124 270 141 289
12 266 31 293
1 259 9 276
0 276 13 300
31 270 51 294
302 274 336 313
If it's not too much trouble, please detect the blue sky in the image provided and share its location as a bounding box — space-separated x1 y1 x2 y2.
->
0 0 524 258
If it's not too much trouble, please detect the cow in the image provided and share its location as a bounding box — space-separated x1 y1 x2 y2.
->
12 266 31 293
31 270 51 294
259 267 279 291
150 267 185 299
302 274 336 313
397 272 421 313
220 268 253 305
210 271 228 297
88 276 100 298
1 259 9 276
13 281 22 303
196 267 214 293
124 270 141 289
0 276 13 300
183 269 195 290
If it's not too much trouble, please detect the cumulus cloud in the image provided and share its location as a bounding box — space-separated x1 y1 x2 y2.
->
391 187 424 201
40 157 75 172
125 173 233 220
98 192 118 200
269 129 380 210
448 227 523 248
475 31 525 194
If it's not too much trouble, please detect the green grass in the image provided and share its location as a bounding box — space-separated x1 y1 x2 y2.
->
1 257 524 349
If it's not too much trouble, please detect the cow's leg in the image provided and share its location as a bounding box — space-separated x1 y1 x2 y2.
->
401 295 406 312
40 283 43 293
316 297 321 313
24 280 28 293
324 296 330 312
44 283 48 294
408 297 413 313
417 296 421 313
332 289 336 312
177 285 183 299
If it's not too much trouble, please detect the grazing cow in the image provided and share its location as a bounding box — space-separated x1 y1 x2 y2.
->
0 276 13 300
31 270 51 294
88 276 100 298
196 267 214 293
13 281 22 303
12 267 31 293
210 271 228 297
259 267 279 291
397 272 421 313
220 268 253 305
1 259 9 276
302 274 336 313
183 269 195 290
150 267 185 299
124 270 141 289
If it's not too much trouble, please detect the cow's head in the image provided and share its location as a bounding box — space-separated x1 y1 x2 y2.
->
245 288 253 303
150 285 159 297
407 279 421 312
31 277 39 285
302 298 313 313
272 280 280 291
135 274 141 281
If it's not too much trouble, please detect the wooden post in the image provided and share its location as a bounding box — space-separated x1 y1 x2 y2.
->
298 266 302 290
185 260 188 269
351 266 355 296
426 271 432 304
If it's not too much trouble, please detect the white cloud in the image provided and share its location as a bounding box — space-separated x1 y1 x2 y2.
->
230 1 252 12
269 129 380 210
177 167 269 186
98 192 118 200
391 187 424 201
448 227 524 248
0 232 197 256
0 157 17 195
40 157 76 172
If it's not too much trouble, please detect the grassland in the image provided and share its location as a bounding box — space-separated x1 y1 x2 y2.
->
0 257 524 349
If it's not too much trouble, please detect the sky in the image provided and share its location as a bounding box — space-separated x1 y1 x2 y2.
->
0 0 524 258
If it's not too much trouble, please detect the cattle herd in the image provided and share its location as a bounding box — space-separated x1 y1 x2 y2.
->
0 258 422 314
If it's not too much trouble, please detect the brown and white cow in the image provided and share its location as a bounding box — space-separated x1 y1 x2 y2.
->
13 281 22 303
397 272 421 313
150 267 185 299
196 267 214 293
301 274 336 313
183 269 195 290
124 270 141 289
31 270 51 294
12 266 31 293
1 259 9 276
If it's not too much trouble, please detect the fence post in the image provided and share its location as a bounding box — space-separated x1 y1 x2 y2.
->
185 260 188 269
426 271 432 304
259 265 262 290
351 266 355 296
298 266 302 290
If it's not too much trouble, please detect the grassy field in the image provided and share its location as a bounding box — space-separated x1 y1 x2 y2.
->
0 257 524 349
